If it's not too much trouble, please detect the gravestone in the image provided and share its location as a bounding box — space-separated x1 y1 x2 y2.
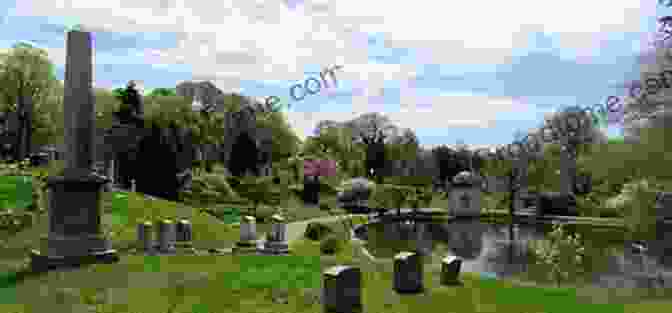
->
323 265 362 313
176 219 193 247
262 214 289 254
137 221 154 253
235 216 259 250
536 192 578 216
655 192 672 220
29 30 119 272
393 251 424 293
156 219 176 253
448 171 482 217
441 255 463 285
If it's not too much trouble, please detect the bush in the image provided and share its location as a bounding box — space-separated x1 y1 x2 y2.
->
320 235 342 255
605 178 662 240
384 175 433 188
200 174 238 199
304 222 333 241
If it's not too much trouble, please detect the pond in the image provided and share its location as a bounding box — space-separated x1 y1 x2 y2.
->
357 219 672 291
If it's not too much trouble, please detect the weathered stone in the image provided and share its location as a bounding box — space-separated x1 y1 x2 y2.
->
236 216 258 247
156 219 176 253
30 30 118 272
176 219 193 243
262 214 289 254
441 255 463 285
323 265 362 313
137 221 154 253
393 251 424 293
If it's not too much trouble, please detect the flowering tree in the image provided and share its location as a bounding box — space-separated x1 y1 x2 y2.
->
303 159 337 177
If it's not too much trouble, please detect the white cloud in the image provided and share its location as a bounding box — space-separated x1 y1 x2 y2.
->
16 0 651 85
15 0 646 144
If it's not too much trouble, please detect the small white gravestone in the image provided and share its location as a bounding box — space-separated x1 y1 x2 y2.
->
236 216 259 248
131 179 136 192
263 214 289 254
441 255 463 285
323 265 362 313
393 251 424 293
156 219 176 253
137 221 154 253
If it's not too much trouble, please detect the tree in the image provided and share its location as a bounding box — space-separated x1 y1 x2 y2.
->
148 87 176 97
538 108 601 195
0 42 58 160
432 145 471 184
342 113 401 183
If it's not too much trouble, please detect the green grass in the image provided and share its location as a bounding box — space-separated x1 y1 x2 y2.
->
0 168 670 312
0 176 33 210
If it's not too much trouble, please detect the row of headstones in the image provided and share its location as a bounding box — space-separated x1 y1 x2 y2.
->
323 252 463 313
237 214 290 254
135 215 291 255
137 218 192 253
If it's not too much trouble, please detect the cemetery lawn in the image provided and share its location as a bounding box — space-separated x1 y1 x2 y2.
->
0 202 670 312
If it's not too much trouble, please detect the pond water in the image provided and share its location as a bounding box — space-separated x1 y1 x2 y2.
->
357 219 672 290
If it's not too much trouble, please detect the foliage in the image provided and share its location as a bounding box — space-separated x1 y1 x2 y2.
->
383 175 433 188
304 222 333 241
529 222 586 286
0 42 59 157
604 178 662 240
235 175 285 217
319 235 343 255
147 87 177 97
303 158 337 177
369 184 412 215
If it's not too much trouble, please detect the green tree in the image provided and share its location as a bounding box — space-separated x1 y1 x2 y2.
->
147 87 176 97
0 42 58 160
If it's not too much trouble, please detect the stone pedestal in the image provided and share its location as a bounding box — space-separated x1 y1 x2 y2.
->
30 173 118 272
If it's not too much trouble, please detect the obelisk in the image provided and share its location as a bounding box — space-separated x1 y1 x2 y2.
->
30 29 119 272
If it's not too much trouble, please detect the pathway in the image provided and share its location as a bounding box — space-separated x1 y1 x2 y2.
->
284 214 368 243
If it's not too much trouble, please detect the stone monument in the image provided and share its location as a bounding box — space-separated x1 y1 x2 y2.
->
448 171 482 217
30 30 119 272
261 214 289 254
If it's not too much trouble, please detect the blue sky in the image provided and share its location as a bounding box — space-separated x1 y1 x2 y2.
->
0 0 662 149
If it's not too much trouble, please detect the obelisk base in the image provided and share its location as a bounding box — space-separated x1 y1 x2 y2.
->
29 248 119 273
29 172 119 272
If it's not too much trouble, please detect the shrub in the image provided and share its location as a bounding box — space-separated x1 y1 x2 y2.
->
529 222 586 286
605 178 662 240
320 235 342 255
304 222 333 241
200 174 238 198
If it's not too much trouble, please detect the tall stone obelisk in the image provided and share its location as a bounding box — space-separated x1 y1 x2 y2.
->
30 29 119 272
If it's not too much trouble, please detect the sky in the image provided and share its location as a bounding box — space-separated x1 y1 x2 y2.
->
0 0 664 150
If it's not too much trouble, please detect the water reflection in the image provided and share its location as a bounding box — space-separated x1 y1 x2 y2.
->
360 219 672 290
